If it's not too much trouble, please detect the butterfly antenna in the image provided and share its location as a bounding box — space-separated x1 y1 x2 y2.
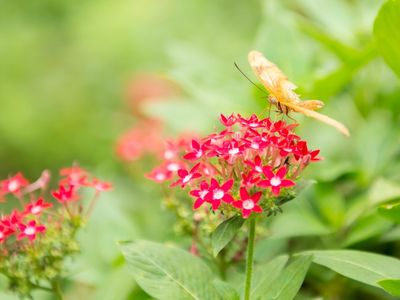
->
234 62 266 94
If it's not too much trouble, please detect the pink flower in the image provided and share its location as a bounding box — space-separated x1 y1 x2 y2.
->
258 166 295 196
17 220 46 241
59 166 90 187
23 198 53 216
171 163 202 188
245 155 264 175
0 173 29 194
204 178 234 210
52 185 77 203
233 188 263 218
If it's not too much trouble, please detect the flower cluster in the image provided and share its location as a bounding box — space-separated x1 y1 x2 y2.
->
146 113 320 219
0 166 111 297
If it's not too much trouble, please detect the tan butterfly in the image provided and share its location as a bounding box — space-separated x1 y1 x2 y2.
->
248 50 350 137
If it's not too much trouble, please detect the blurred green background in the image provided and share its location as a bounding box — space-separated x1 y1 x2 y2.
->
1 0 400 299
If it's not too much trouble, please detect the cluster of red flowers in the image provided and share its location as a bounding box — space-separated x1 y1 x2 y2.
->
0 166 111 244
146 113 320 218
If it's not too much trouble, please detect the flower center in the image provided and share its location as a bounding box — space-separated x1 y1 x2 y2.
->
8 180 19 192
255 166 263 173
167 163 180 172
199 190 208 199
182 174 193 184
0 231 4 239
228 148 239 155
31 206 42 214
249 122 259 128
270 176 282 187
164 150 175 160
155 173 166 181
251 142 259 149
243 200 255 210
24 226 36 236
196 150 203 158
213 189 224 200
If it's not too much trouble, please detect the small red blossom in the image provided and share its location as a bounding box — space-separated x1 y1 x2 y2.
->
258 166 295 196
233 188 263 218
171 163 202 188
0 173 29 194
145 167 172 183
183 140 208 161
220 114 237 127
17 220 46 241
23 198 53 216
91 179 113 192
0 224 14 243
204 178 234 210
52 185 77 203
190 181 210 209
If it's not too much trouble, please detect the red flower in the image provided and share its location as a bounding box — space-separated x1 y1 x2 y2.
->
220 114 237 127
241 172 260 188
171 163 202 188
145 166 173 183
91 179 113 192
190 181 211 209
17 220 46 241
0 173 29 194
23 198 53 216
295 141 321 162
245 155 264 175
233 188 263 218
183 140 208 161
52 185 77 203
258 166 295 196
0 224 14 243
204 178 234 210
59 166 90 187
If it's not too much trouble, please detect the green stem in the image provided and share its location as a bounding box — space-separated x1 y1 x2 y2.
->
244 217 256 300
51 279 64 300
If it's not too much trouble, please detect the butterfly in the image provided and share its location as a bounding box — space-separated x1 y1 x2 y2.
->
248 50 350 137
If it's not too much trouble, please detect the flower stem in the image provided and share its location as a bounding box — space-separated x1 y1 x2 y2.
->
51 279 64 300
244 217 256 300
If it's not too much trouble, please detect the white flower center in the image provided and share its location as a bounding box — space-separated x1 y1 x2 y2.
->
196 150 203 158
31 206 42 214
199 190 208 199
213 189 224 200
8 180 19 192
164 150 175 160
182 174 193 184
255 166 263 173
167 163 180 172
0 231 4 239
243 199 255 210
270 176 281 187
249 122 258 128
24 226 36 236
251 142 259 149
155 173 166 181
228 148 239 155
283 147 292 153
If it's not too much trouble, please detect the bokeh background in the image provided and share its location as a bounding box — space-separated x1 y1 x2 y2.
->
1 0 400 299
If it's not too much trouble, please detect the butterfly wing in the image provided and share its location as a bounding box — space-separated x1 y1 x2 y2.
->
281 101 350 136
248 50 301 104
299 100 324 110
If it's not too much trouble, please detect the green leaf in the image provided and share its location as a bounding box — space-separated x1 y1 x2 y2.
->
120 240 222 300
251 255 289 299
374 0 400 78
211 216 244 257
378 203 400 224
305 250 400 288
261 255 313 300
377 278 400 296
213 280 240 300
